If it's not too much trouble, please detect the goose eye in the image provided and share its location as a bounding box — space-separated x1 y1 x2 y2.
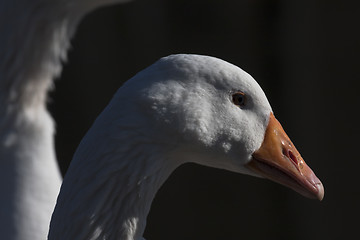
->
232 92 246 107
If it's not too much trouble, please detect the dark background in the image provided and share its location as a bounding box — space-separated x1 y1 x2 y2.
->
49 0 360 239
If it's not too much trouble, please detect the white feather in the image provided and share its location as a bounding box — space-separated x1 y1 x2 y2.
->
0 0 130 239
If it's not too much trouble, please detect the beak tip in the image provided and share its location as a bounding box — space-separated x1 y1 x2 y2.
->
316 182 325 201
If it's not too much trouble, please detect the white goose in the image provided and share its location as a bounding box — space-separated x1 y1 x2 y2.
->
0 0 129 239
48 54 324 240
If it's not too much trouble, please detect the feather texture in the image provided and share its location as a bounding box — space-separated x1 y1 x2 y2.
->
0 1 130 239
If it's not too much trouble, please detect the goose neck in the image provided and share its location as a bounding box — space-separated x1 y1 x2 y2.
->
49 131 181 240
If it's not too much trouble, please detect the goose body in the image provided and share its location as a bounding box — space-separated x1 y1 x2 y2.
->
0 0 129 239
49 54 324 240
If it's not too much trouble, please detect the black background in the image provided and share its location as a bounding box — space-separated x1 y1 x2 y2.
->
50 0 360 239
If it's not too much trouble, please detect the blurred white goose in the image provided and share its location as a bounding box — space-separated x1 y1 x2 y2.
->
48 54 324 240
0 0 130 239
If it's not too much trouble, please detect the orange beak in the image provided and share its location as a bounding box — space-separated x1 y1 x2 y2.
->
247 113 324 200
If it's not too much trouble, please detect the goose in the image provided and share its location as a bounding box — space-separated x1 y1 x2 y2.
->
0 0 129 239
48 54 324 240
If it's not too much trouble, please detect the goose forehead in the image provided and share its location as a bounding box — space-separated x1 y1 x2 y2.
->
155 54 250 84
121 54 271 114
149 55 270 107
141 55 242 89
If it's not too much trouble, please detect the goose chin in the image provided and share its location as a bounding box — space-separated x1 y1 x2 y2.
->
248 157 324 200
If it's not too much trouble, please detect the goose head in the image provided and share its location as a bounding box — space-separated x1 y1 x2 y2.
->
49 54 324 240
112 54 324 200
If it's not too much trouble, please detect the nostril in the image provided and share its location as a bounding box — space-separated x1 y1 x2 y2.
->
282 148 298 165
288 150 298 165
